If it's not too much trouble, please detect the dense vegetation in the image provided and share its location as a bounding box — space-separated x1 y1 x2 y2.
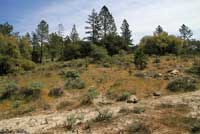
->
0 5 199 76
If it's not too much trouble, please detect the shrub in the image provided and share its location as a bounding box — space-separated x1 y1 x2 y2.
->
133 107 145 114
17 82 43 100
65 78 85 89
64 114 77 131
187 58 200 76
95 109 113 122
0 82 18 100
28 82 43 91
134 49 148 70
167 77 197 92
117 91 131 101
56 101 72 110
90 45 109 61
81 87 99 105
128 121 150 134
17 59 36 71
12 101 21 109
191 120 200 134
153 56 161 64
0 55 14 75
63 44 81 61
48 87 64 97
60 70 80 79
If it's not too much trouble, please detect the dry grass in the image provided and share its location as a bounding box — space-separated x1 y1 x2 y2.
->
0 55 197 120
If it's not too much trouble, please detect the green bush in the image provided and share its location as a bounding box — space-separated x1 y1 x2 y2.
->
81 87 99 105
65 78 85 90
28 82 43 91
48 87 64 97
167 77 197 92
128 121 150 134
17 82 43 100
134 49 148 70
17 59 36 71
94 109 113 122
60 70 80 79
187 59 200 76
117 91 131 101
0 82 18 100
90 45 109 61
0 55 14 75
63 44 81 61
153 57 161 64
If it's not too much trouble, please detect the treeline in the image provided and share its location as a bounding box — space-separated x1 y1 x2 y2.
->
0 5 199 75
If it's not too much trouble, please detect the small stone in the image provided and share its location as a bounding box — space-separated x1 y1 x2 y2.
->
153 92 161 97
127 95 138 103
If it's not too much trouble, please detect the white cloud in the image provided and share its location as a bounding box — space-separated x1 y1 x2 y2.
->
16 0 200 43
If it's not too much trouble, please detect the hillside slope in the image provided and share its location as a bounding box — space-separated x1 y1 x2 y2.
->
0 90 200 134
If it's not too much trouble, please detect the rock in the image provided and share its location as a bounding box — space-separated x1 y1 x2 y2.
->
127 95 138 103
40 118 48 125
170 69 179 75
153 92 161 97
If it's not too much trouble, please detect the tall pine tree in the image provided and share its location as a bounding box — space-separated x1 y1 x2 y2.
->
36 20 49 63
99 6 117 39
120 19 132 46
70 24 79 43
179 24 193 40
154 25 164 35
85 9 101 43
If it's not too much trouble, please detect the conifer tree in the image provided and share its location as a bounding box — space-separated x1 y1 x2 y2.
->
70 24 79 43
36 20 49 63
120 19 132 46
99 6 117 39
85 9 101 43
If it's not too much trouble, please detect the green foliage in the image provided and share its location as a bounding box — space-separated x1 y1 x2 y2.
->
0 22 13 36
60 70 80 79
48 87 64 97
36 20 49 63
81 87 99 105
65 78 85 90
102 34 129 56
128 121 150 134
140 33 183 55
70 24 79 43
121 19 132 46
99 6 117 38
0 55 14 75
179 24 193 40
63 43 81 61
48 33 63 61
134 49 148 70
0 82 18 100
95 109 113 122
65 114 77 130
19 37 32 60
0 33 21 58
167 77 197 92
90 45 108 61
28 82 43 91
153 56 161 64
85 9 101 43
117 91 131 101
17 82 43 100
187 59 200 76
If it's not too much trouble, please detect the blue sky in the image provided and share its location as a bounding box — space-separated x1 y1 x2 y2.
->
0 0 200 43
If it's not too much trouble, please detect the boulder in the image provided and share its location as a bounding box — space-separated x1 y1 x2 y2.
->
127 95 138 103
153 92 161 97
